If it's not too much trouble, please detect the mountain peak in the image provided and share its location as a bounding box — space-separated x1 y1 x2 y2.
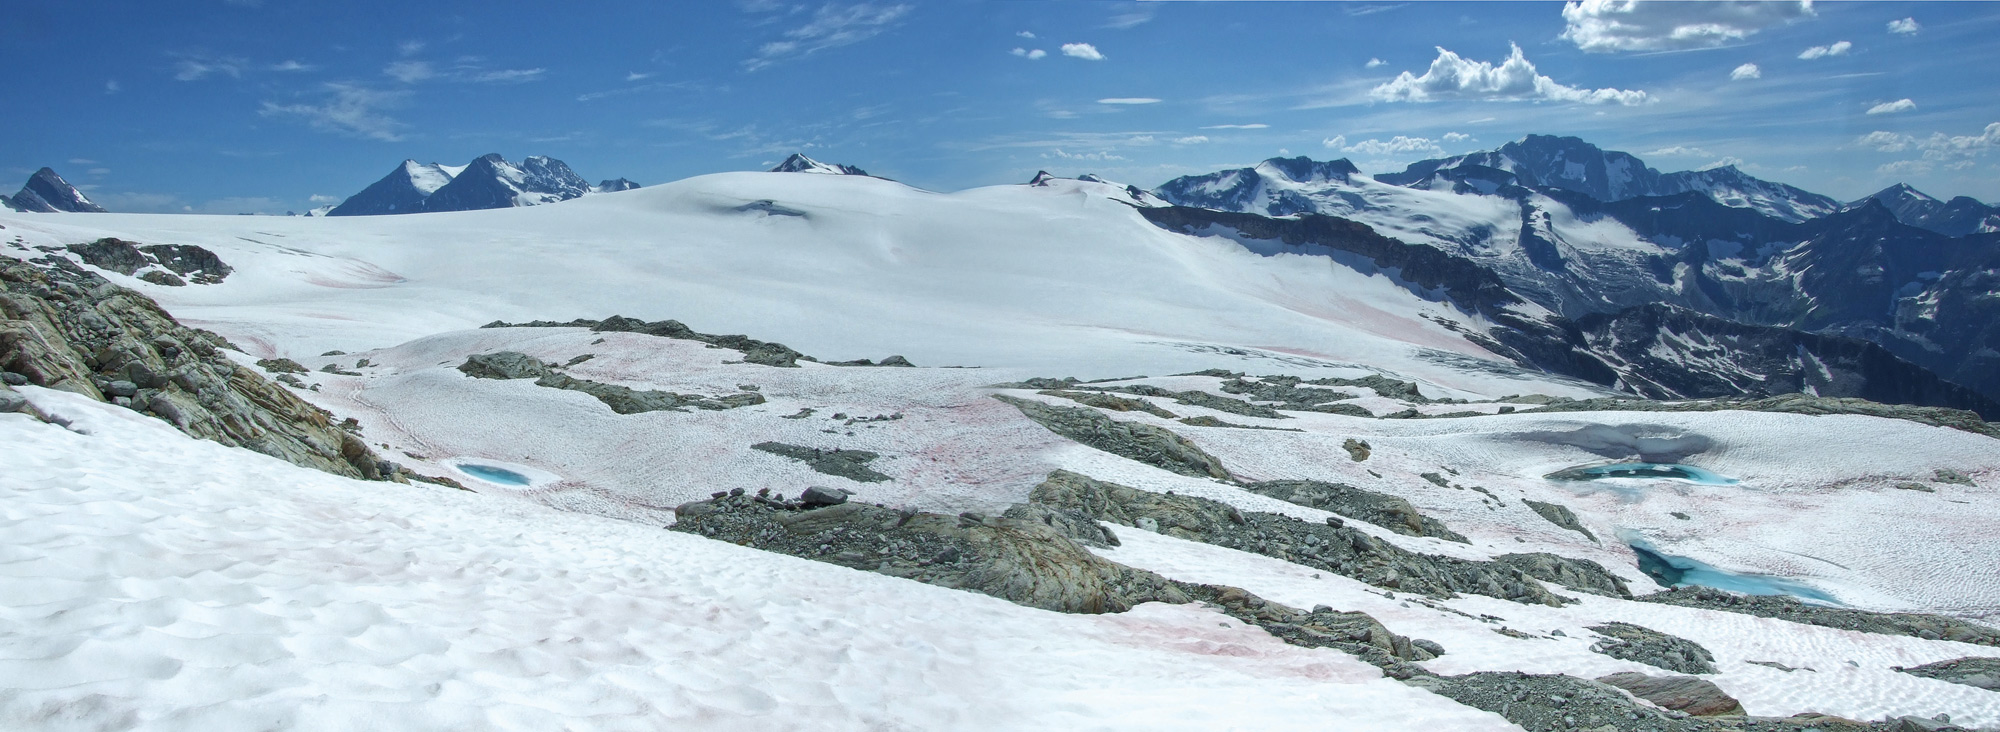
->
4 167 106 213
769 153 870 177
1258 156 1360 183
329 153 606 216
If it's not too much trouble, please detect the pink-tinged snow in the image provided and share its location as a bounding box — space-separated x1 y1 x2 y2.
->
1100 528 2000 726
0 388 1517 732
0 171 1573 400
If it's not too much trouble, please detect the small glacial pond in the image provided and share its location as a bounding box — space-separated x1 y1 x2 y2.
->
455 463 533 486
1630 542 1839 604
1549 462 1738 485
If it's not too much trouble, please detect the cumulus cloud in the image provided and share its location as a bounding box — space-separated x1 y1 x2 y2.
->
1699 156 1745 170
1011 47 1047 60
744 3 912 71
1017 31 1036 39
1856 130 1913 152
1097 97 1159 105
1061 43 1105 60
1201 123 1268 129
1323 134 1446 158
1867 98 1915 115
1855 122 2000 160
259 83 409 141
1887 17 1920 35
1643 145 1712 157
1442 131 1474 143
1730 63 1760 80
1798 41 1852 59
1371 44 1648 105
1560 0 1815 53
1877 159 1932 176
1172 136 1209 145
1366 58 1387 68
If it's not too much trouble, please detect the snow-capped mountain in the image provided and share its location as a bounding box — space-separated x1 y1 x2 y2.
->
769 153 871 176
1372 135 1840 222
2 167 106 213
326 154 616 216
1851 184 2000 237
1027 170 1169 207
593 178 640 193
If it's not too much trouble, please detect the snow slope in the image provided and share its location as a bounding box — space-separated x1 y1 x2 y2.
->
0 388 1517 732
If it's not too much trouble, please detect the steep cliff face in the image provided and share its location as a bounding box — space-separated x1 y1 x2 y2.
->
0 256 391 480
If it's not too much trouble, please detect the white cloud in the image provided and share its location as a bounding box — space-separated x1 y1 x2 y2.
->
383 60 436 83
1097 97 1159 105
1856 130 1914 152
172 54 246 81
1322 135 1346 149
1371 44 1648 105
466 68 545 84
626 72 654 81
1699 156 1745 170
1201 123 1268 130
1011 48 1047 60
1017 31 1036 39
1061 43 1105 61
1866 98 1915 115
1341 136 1447 157
1442 131 1474 143
1560 0 1815 53
271 60 314 72
1730 63 1760 80
67 158 96 165
1466 116 1496 124
398 40 425 56
1105 5 1155 29
744 3 913 71
259 83 409 141
105 80 120 94
1044 149 1126 161
1887 17 1920 35
1643 145 1712 157
309 194 341 203
1172 136 1209 145
1798 41 1852 60
1877 159 1932 176
1366 58 1387 68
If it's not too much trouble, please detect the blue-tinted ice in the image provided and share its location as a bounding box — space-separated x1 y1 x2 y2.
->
1550 462 1738 485
458 463 532 486
1630 542 1839 604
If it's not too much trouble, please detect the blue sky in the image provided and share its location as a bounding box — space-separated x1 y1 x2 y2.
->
5 0 1998 214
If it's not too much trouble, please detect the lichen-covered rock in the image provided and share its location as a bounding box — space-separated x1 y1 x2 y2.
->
1240 478 1468 543
751 442 891 483
994 394 1231 479
535 372 765 414
1495 552 1632 599
1036 389 1178 418
1595 672 1744 716
456 351 553 380
1637 586 2000 646
0 257 383 480
1894 657 2000 691
1589 622 1718 675
1524 499 1599 542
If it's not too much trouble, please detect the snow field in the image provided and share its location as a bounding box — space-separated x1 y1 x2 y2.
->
0 388 1517 732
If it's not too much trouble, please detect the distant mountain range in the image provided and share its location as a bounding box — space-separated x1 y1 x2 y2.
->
768 153 871 177
1145 135 2000 414
325 153 632 216
1 168 105 213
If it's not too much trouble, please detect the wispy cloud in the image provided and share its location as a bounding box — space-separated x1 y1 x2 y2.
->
1104 4 1155 29
1644 145 1712 157
383 60 436 83
105 80 120 94
384 59 545 84
1888 17 1920 35
398 40 425 56
1561 0 1814 53
1866 98 1915 115
1172 136 1208 145
1798 41 1852 60
1061 43 1104 61
271 60 315 72
1372 44 1648 105
260 83 409 141
1200 123 1268 129
743 3 912 71
1347 4 1407 17
1730 63 1761 80
1097 97 1160 105
466 68 546 83
172 53 247 81
1012 48 1047 60
626 71 654 81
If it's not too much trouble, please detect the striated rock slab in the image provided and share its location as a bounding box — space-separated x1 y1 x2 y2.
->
1240 478 1469 543
1589 622 1719 675
994 394 1231 479
1637 586 2000 646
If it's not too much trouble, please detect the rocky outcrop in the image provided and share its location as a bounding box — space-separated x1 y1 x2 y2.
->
1029 470 1584 606
1588 622 1718 675
1089 382 1290 419
1494 553 1631 599
67 238 231 284
1638 587 2000 646
1594 673 1743 716
1036 389 1178 418
1524 499 1599 542
0 257 388 480
456 351 766 413
1239 478 1469 543
483 315 814 368
1522 393 2000 440
993 394 1231 479
5 168 106 213
1893 657 2000 691
751 442 891 483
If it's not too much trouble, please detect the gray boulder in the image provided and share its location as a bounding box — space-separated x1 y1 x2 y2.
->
1589 622 1718 674
457 351 553 380
1894 657 2000 691
1595 672 1744 716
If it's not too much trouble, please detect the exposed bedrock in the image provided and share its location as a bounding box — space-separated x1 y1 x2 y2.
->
1894 657 2000 691
1588 621 1719 675
1523 499 1600 543
1029 470 1596 606
993 394 1231 479
1637 586 2000 646
481 314 811 367
1239 478 1470 543
0 257 386 480
456 351 765 413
